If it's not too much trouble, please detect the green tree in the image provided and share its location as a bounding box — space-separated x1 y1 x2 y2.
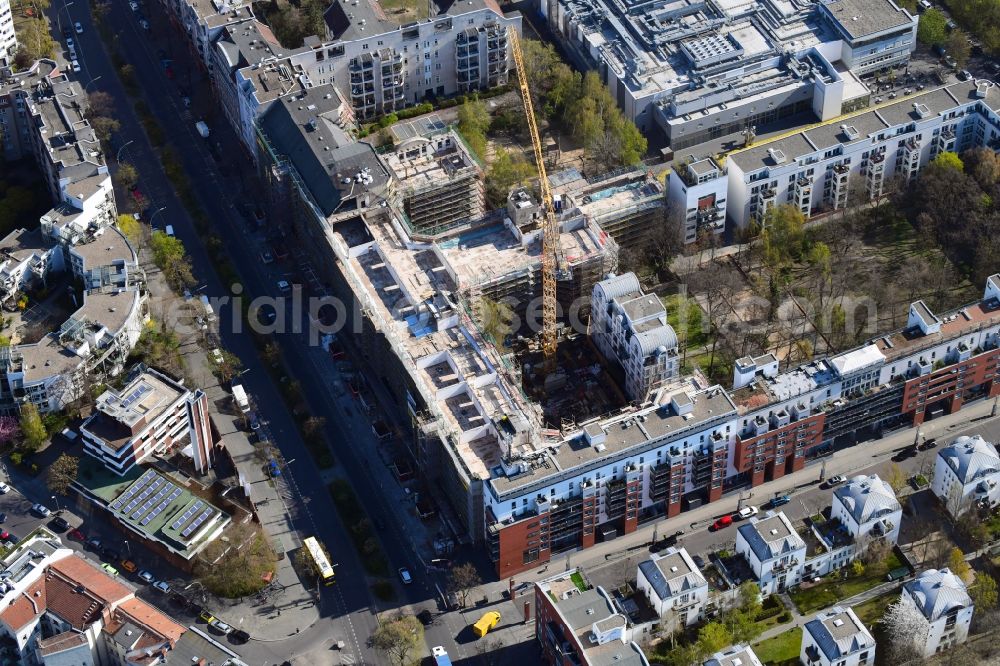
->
457 97 490 160
739 581 762 616
760 204 806 268
370 615 424 666
117 214 142 247
149 231 196 290
695 622 731 661
949 547 972 582
918 8 948 45
485 147 535 208
114 162 139 190
14 20 56 64
851 559 866 576
90 116 120 144
931 151 964 171
971 573 999 610
19 403 47 452
947 29 971 67
46 453 79 495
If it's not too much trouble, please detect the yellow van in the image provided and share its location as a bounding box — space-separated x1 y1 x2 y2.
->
472 611 500 638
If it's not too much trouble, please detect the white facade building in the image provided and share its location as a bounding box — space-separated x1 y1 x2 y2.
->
0 0 14 64
636 547 708 628
81 368 214 476
735 511 806 595
725 78 1000 229
831 473 902 543
900 568 974 658
932 435 1000 517
704 644 765 666
666 158 727 245
802 606 875 666
590 273 680 402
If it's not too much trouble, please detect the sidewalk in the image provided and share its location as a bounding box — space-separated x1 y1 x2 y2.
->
145 265 321 641
755 580 900 643
475 396 1000 597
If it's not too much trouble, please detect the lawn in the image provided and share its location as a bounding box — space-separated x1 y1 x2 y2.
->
379 0 431 21
570 571 588 592
753 627 802 666
789 553 901 615
663 293 710 349
851 592 895 627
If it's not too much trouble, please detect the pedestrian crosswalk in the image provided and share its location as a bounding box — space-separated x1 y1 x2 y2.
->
338 652 356 665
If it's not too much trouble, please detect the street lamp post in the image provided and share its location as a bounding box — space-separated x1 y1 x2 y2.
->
84 75 103 93
124 540 131 557
116 140 134 163
51 495 60 512
149 207 167 227
57 1 75 35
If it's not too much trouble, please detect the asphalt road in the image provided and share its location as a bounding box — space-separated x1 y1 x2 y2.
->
44 2 399 663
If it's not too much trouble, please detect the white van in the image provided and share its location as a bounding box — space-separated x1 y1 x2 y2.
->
165 225 175 237
200 294 216 321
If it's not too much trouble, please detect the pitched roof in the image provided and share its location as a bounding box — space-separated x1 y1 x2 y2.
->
49 555 133 605
904 568 972 621
38 631 89 656
44 570 107 629
639 547 706 601
115 598 185 644
738 512 805 562
0 578 47 632
804 606 875 660
939 435 1000 484
834 474 901 525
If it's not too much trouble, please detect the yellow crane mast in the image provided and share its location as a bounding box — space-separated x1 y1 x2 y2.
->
508 27 559 373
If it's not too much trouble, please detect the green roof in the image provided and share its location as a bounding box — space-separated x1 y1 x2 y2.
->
75 457 229 559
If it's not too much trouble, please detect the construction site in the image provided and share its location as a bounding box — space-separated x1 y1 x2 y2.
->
383 119 486 237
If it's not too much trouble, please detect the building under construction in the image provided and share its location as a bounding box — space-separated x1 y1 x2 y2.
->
549 167 666 253
383 120 485 236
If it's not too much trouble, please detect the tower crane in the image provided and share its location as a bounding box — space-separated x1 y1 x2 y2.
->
508 27 563 374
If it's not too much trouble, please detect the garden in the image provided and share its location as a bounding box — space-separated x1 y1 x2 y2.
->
788 552 903 615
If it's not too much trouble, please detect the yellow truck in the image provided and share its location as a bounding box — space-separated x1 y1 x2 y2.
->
472 611 501 638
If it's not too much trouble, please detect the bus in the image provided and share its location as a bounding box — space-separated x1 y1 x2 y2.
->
303 537 335 586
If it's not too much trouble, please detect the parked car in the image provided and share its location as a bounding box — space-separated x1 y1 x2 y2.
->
711 515 733 531
826 475 846 488
138 570 156 583
31 503 51 518
120 560 138 574
129 0 138 9
737 505 759 520
68 529 85 541
49 516 70 531
199 610 215 623
74 21 82 33
472 611 501 638
0 513 6 524
101 564 119 577
0 482 9 494
766 495 791 509
398 567 413 585
231 629 250 644
277 280 291 293
260 250 274 264
209 618 233 635
102 547 121 563
153 581 171 593
86 537 102 550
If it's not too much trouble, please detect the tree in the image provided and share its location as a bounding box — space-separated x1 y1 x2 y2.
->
932 151 964 172
886 463 907 494
114 162 139 190
195 523 278 597
738 581 761 616
0 416 20 447
694 622 731 661
947 29 971 68
90 116 121 143
87 91 116 118
949 547 972 582
760 204 806 268
19 403 47 452
851 559 866 576
150 231 196 290
860 536 893 565
917 8 948 45
447 562 482 608
457 97 490 160
485 147 535 208
212 349 244 386
14 20 56 64
47 453 79 495
882 598 929 662
370 615 423 666
971 572 999 611
117 214 142 247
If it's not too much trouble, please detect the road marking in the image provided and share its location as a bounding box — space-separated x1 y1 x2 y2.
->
339 653 356 665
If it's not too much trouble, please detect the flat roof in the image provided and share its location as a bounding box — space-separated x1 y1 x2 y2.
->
821 0 913 40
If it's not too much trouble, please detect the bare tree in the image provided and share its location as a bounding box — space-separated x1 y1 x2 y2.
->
447 562 482 608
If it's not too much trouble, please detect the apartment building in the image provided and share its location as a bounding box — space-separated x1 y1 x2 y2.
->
0 0 15 65
666 158 727 245
830 473 902 543
900 568 974 657
636 547 708 629
81 367 214 476
704 645 765 666
544 0 914 143
932 435 1000 517
801 606 875 666
0 60 147 415
590 273 680 402
0 533 186 666
535 570 649 666
735 511 807 595
724 78 1000 228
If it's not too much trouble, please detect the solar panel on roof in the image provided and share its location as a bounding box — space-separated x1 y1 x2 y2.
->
170 501 204 531
181 508 213 538
111 470 157 511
